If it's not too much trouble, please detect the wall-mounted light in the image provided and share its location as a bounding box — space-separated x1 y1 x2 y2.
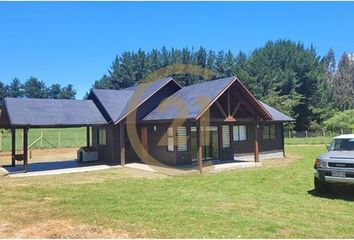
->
153 125 157 131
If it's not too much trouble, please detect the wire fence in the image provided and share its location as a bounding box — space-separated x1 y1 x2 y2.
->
0 128 87 152
285 129 352 145
0 127 350 152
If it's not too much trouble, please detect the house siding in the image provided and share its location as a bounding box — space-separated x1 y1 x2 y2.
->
138 121 284 166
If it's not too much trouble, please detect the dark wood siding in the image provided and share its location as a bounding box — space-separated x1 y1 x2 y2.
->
143 122 193 166
259 123 283 152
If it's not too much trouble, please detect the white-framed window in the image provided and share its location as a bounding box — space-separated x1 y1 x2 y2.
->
177 126 187 152
222 125 230 148
233 125 247 141
263 124 277 140
98 128 106 145
167 127 174 152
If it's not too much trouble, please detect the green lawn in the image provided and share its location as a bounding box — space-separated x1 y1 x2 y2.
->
285 136 334 145
1 145 354 238
0 127 86 151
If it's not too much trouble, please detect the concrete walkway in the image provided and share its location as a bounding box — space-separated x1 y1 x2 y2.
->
125 160 262 175
1 161 120 177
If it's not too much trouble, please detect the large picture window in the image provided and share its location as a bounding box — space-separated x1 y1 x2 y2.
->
222 125 230 148
177 126 187 152
233 125 247 141
98 128 106 145
263 124 277 140
167 127 174 152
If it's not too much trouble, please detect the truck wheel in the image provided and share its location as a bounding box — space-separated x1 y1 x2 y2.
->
314 177 331 194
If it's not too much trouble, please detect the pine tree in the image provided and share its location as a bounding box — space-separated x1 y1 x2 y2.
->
24 77 48 98
48 84 62 99
322 48 336 75
333 53 354 110
7 78 23 98
59 84 76 99
0 82 8 105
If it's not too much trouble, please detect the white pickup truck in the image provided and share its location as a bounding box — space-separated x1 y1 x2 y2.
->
314 134 354 193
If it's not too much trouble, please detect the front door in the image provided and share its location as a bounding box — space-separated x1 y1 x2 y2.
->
190 126 220 161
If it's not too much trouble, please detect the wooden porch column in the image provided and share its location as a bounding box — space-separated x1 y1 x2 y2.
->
196 120 203 173
11 128 16 167
120 122 125 166
86 126 90 147
254 122 259 162
23 127 29 172
281 123 286 157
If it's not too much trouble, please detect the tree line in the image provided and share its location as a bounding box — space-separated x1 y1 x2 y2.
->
2 40 352 131
0 77 76 105
92 40 352 131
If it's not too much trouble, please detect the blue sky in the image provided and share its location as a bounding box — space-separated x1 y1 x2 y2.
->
1 2 354 98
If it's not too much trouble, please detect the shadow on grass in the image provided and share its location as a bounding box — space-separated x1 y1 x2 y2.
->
308 186 354 201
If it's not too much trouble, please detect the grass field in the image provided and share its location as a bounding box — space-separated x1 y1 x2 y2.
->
285 136 333 145
1 145 354 238
0 128 86 151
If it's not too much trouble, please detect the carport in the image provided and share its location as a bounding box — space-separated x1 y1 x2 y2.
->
0 97 107 173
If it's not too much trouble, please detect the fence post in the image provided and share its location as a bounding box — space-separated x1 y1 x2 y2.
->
305 130 308 144
341 128 344 135
40 130 43 148
288 130 291 144
323 128 326 144
58 131 61 148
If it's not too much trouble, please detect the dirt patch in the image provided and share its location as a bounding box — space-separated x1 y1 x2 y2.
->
0 148 78 166
261 153 300 168
0 219 133 238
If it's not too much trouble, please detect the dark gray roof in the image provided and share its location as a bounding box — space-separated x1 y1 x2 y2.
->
143 77 293 122
90 77 178 123
143 77 237 121
259 101 294 122
0 98 107 127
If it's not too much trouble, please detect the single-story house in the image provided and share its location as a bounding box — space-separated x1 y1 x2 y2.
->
0 76 293 172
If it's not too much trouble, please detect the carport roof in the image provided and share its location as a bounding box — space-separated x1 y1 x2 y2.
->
0 98 107 128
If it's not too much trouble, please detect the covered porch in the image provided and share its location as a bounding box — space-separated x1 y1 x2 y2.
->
0 98 107 173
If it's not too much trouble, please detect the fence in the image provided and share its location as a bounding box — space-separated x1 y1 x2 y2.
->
0 128 87 152
285 129 352 145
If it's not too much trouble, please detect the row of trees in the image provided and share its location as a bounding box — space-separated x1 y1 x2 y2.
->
322 49 354 111
0 77 76 104
2 40 352 131
92 40 337 130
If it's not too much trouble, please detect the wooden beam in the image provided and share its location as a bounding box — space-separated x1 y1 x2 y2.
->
208 117 255 122
254 122 259 162
232 101 241 117
281 123 285 157
86 126 90 147
120 122 126 166
11 128 16 167
196 121 203 173
215 101 227 118
23 127 29 172
227 89 231 116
